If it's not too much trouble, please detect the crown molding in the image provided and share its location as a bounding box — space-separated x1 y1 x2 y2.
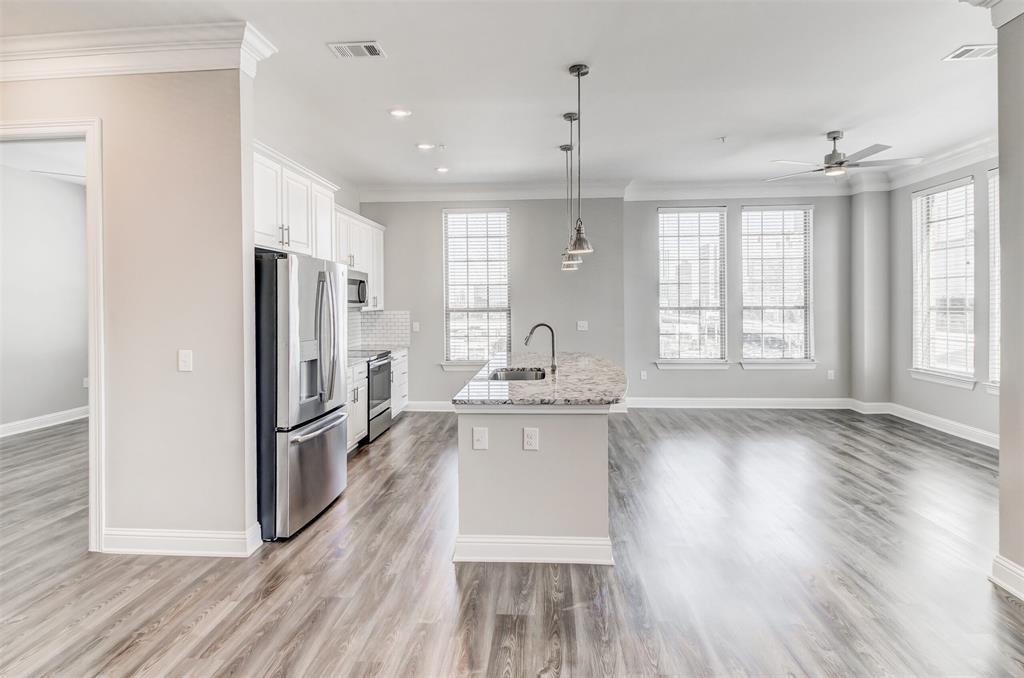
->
0 22 277 82
359 180 628 204
960 0 1024 26
886 137 998 190
622 177 862 202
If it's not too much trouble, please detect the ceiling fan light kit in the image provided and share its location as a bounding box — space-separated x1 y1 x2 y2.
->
765 129 923 182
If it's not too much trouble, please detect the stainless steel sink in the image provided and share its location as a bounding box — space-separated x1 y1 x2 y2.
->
489 367 546 381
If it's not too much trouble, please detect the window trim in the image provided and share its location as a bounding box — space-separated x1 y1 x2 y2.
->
656 206 728 362
441 208 511 364
910 176 976 379
739 204 815 362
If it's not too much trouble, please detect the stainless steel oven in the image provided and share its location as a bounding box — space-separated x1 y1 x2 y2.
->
367 354 392 442
348 270 368 307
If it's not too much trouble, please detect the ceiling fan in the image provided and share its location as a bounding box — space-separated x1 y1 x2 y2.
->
765 130 922 182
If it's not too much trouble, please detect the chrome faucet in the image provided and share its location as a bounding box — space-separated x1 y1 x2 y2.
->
524 323 556 375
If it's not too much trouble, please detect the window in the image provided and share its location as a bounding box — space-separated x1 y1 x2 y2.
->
443 209 510 362
912 178 975 376
741 206 813 360
658 208 726 361
989 169 1000 386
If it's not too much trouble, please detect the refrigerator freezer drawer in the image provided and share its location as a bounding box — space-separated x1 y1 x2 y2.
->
275 409 348 538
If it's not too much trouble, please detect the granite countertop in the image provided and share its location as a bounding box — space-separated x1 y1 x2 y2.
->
452 351 626 406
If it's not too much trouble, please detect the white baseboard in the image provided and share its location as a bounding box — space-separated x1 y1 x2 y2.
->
103 523 263 558
453 534 614 565
0 406 88 438
991 554 1024 602
625 396 852 409
405 400 455 412
848 400 999 448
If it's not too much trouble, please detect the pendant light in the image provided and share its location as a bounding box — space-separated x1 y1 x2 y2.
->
567 63 594 255
560 112 581 271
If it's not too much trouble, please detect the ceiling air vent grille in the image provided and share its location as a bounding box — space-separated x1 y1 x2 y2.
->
943 44 997 61
328 41 386 59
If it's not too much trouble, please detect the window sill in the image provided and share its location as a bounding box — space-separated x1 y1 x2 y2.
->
908 368 977 391
740 360 817 371
984 381 1000 395
440 361 487 372
656 360 730 371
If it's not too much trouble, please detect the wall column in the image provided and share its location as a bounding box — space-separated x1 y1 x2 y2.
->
849 188 891 404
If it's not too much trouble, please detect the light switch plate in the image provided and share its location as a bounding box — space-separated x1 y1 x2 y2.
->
523 427 539 450
640 370 648 380
472 426 488 450
412 321 421 332
576 320 589 331
82 377 89 389
177 349 194 372
827 369 835 381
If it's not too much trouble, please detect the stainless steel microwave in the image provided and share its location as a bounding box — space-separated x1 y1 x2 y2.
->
347 270 368 307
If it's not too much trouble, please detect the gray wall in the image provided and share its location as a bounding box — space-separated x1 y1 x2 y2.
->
360 198 625 402
997 13 1024 575
888 158 999 433
0 165 88 424
850 190 892 403
623 196 851 398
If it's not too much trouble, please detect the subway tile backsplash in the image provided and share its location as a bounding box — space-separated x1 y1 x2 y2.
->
348 309 410 349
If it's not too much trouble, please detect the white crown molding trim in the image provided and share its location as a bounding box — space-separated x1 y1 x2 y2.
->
0 406 88 438
887 137 999 190
103 524 263 557
453 534 614 565
0 22 277 82
360 181 627 204
254 140 340 192
991 555 1024 602
623 178 855 201
405 400 457 412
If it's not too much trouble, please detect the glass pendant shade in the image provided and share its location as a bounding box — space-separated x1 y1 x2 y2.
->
561 250 580 270
567 223 593 255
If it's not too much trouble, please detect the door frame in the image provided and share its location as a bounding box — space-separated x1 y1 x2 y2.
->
1 119 106 551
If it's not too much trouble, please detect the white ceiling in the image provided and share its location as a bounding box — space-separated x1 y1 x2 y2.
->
0 139 86 185
0 1 999 196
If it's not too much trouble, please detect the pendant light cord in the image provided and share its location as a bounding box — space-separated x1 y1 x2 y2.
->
576 71 582 227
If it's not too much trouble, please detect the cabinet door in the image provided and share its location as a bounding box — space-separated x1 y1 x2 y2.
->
312 184 334 260
347 380 369 449
334 209 350 265
281 168 313 255
348 220 367 271
369 227 384 310
253 153 283 249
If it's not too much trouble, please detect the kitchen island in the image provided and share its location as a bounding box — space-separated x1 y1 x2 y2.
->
451 351 626 565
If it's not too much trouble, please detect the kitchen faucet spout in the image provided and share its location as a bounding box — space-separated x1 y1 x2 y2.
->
524 323 556 375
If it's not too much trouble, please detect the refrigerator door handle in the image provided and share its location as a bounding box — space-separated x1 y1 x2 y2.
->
292 411 348 443
315 272 328 402
326 270 339 401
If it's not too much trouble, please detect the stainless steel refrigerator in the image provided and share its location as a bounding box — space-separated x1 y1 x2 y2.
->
255 249 348 541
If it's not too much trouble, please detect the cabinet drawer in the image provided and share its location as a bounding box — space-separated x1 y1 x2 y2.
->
352 363 368 381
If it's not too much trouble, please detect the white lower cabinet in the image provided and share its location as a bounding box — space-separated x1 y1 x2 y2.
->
347 363 369 452
391 349 409 416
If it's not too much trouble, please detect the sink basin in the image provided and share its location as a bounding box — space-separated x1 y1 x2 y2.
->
489 367 546 381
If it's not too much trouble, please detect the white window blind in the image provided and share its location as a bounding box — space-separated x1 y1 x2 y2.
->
912 178 975 376
443 210 510 362
741 206 813 360
658 208 727 360
989 169 1000 385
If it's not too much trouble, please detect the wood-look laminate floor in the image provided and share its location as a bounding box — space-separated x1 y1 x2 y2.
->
2 410 1023 677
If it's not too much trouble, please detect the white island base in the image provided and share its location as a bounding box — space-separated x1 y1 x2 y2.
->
453 405 614 565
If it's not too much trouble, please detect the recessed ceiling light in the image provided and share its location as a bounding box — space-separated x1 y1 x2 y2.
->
435 167 449 173
389 108 412 118
416 143 436 150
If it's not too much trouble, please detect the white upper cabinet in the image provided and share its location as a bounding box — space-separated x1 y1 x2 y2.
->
348 218 373 273
252 142 337 257
332 206 386 310
312 185 334 260
369 226 384 311
253 153 283 249
334 207 350 265
281 168 312 255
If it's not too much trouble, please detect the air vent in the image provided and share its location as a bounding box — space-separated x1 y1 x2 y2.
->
943 44 997 61
327 41 386 59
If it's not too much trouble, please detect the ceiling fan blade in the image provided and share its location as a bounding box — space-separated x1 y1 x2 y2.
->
772 159 818 166
844 143 892 163
845 157 923 168
764 168 825 182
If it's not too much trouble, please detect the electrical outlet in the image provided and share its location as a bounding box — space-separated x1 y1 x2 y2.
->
412 321 421 332
82 377 89 389
827 369 835 381
640 369 648 381
177 349 193 372
472 427 488 450
576 320 589 331
523 427 539 450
